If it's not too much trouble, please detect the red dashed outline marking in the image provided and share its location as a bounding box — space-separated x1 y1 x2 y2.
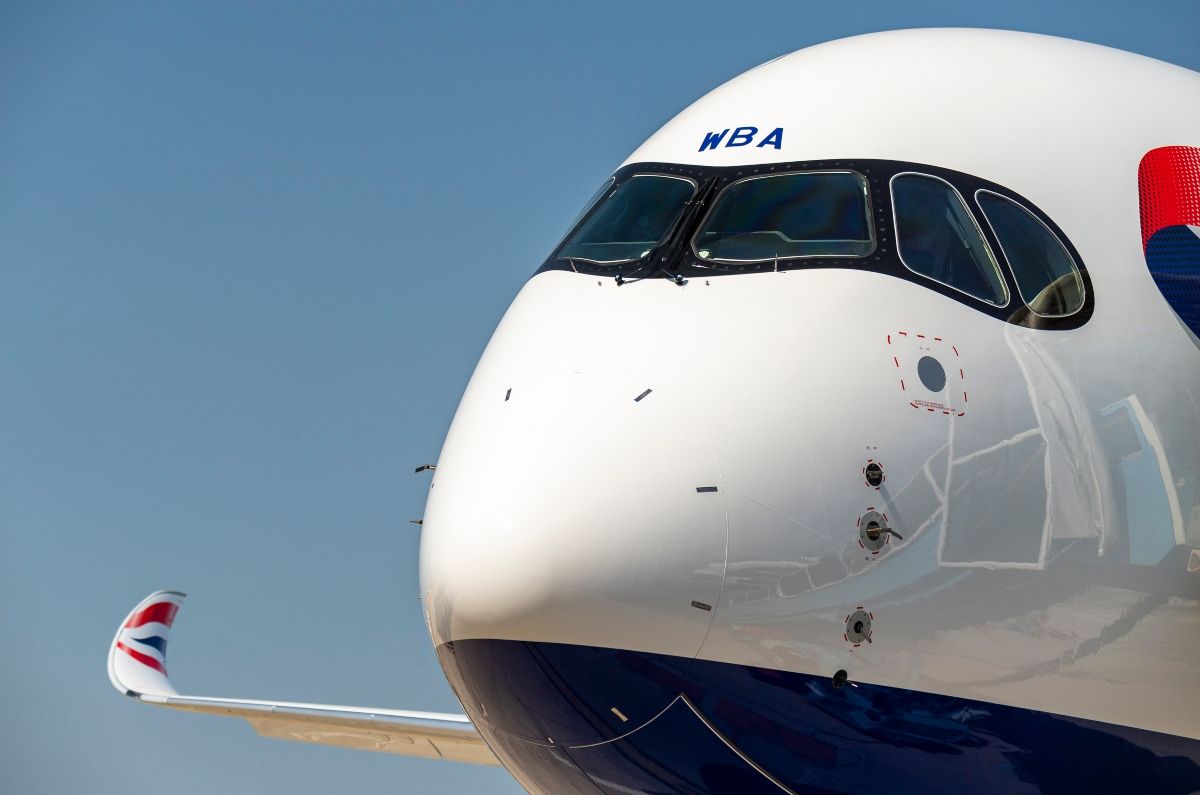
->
888 331 966 416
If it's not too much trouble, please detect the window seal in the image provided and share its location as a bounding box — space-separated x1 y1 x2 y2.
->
689 169 876 265
890 171 1010 309
974 189 1086 319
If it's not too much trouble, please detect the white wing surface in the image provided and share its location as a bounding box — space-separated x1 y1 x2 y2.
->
107 590 498 766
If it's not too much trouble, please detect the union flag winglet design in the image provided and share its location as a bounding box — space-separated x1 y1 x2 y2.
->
108 590 186 697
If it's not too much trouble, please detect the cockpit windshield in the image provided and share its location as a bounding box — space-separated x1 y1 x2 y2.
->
554 175 696 264
538 158 1090 331
692 171 874 262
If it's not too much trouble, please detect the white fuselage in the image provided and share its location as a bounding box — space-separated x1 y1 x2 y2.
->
419 28 1200 795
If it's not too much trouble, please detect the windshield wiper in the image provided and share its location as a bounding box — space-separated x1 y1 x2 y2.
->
615 252 684 286
616 176 721 287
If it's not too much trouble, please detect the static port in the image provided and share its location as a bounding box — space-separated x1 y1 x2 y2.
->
858 510 889 553
864 461 885 488
845 608 873 644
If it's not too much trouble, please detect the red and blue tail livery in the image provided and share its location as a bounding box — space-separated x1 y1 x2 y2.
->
1139 146 1200 337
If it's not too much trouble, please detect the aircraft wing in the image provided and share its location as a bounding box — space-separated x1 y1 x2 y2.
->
107 590 498 766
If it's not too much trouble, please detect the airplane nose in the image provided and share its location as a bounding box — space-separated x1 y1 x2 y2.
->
420 369 728 746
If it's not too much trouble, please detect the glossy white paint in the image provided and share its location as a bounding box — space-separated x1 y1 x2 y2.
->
421 27 1200 747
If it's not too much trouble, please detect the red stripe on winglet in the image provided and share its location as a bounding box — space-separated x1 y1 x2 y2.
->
125 601 179 629
116 641 167 674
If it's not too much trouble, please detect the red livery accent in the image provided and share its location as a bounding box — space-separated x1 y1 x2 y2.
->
116 641 166 674
1138 146 1200 250
124 601 180 629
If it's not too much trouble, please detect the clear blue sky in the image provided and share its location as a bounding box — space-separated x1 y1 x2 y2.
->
2 2 1196 793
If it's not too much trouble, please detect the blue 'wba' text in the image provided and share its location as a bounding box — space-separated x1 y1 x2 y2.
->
698 126 783 151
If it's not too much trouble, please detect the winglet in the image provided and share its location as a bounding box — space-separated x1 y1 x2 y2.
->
105 589 498 765
107 590 187 699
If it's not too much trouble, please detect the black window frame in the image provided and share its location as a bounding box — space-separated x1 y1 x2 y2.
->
535 158 1094 331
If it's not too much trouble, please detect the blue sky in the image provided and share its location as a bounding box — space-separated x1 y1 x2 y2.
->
2 2 1197 793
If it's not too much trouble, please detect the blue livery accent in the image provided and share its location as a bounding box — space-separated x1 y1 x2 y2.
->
131 634 167 654
699 129 730 151
1146 225 1200 338
757 127 784 149
698 127 784 151
438 639 1200 794
727 126 758 147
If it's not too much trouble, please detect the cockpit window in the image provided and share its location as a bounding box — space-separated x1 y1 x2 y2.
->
692 171 873 262
892 173 1008 306
565 178 615 236
554 174 695 264
976 190 1084 316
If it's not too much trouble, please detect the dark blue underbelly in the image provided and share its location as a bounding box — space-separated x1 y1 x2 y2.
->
437 639 1200 794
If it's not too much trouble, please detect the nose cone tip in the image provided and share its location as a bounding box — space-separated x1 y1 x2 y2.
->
420 369 727 660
